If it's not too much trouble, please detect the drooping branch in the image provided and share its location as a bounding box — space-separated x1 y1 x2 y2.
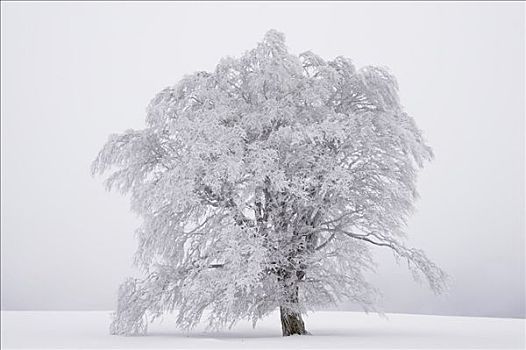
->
318 227 447 294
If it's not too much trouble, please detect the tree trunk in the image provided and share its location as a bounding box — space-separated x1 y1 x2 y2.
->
280 305 307 336
279 275 307 336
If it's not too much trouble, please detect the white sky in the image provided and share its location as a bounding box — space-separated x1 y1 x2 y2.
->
1 2 524 318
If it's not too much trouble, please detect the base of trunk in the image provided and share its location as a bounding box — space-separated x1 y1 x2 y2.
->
280 306 307 336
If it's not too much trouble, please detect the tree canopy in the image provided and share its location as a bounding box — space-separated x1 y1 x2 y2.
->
92 30 446 336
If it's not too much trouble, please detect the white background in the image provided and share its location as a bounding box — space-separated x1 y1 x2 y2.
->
1 2 524 318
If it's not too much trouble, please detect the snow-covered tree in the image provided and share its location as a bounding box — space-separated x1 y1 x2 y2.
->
92 30 446 336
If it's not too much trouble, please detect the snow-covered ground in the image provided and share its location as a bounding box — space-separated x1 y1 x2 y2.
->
1 310 524 349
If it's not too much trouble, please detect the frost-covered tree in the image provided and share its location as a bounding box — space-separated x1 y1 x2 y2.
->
92 30 446 336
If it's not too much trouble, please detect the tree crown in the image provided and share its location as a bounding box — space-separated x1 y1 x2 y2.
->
93 30 445 335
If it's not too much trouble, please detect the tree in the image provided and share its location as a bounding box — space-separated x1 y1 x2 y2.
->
92 30 446 337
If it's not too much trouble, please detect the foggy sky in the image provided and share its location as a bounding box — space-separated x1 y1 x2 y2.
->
1 2 524 318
